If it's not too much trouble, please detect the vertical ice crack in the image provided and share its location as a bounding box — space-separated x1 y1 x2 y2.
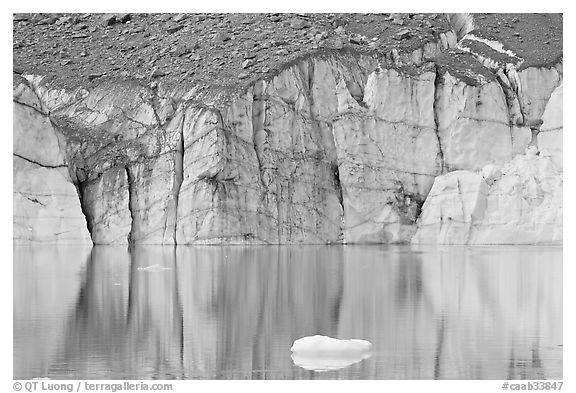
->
495 67 525 127
71 178 95 243
455 178 472 244
333 162 345 215
251 81 267 191
172 111 185 245
125 165 136 244
433 64 446 174
306 58 346 242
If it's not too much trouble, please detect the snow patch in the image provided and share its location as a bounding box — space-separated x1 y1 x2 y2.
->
465 34 522 59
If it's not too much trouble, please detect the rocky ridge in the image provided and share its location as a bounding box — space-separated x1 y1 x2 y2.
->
13 13 453 102
13 13 563 244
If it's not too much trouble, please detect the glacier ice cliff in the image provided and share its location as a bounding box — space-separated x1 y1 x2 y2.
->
412 147 562 244
13 14 562 245
13 77 92 244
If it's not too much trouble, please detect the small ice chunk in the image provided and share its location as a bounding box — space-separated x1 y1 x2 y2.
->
290 335 373 371
291 335 373 354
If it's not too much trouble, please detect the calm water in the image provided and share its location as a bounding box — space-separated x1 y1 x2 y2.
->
13 245 562 380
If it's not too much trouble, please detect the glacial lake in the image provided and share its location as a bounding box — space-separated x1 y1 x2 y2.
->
13 245 562 380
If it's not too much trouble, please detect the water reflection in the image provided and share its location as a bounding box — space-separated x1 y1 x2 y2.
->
13 245 562 380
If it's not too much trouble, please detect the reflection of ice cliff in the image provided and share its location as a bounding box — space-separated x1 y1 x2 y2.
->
13 245 562 379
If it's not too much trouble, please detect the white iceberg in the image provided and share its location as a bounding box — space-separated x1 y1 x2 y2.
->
290 335 373 372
